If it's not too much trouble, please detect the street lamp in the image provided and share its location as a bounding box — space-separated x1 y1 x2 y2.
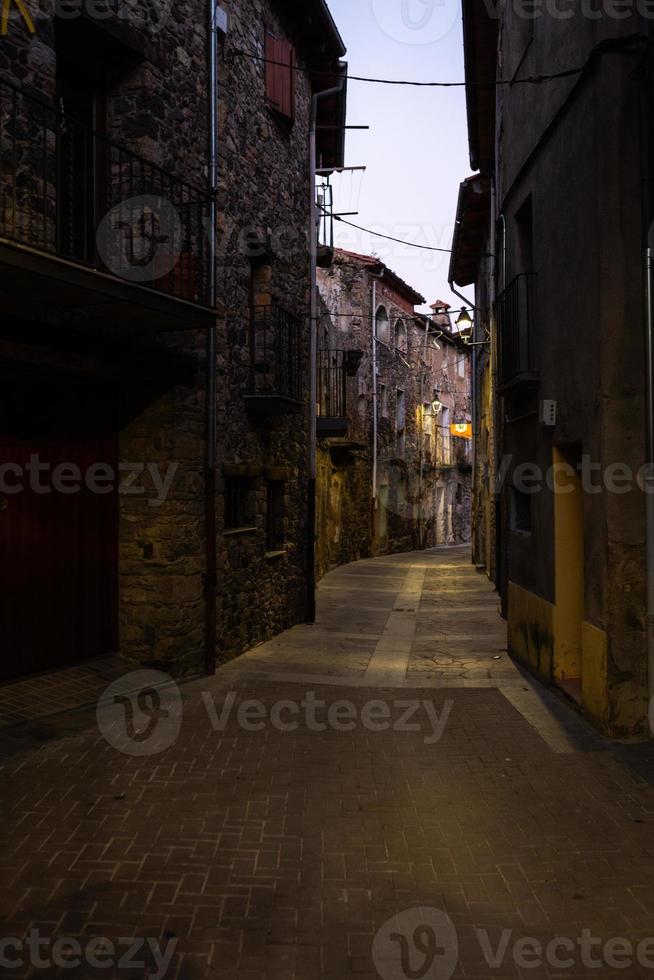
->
455 307 473 333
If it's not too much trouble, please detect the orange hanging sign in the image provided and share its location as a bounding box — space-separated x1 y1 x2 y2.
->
451 423 472 439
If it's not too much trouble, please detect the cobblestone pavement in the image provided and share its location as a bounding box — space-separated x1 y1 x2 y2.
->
3 548 654 979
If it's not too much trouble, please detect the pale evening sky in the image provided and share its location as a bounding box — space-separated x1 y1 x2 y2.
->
324 0 475 315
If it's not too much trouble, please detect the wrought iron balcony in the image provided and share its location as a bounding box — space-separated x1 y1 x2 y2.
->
0 77 212 308
495 273 538 389
317 349 364 437
245 304 303 413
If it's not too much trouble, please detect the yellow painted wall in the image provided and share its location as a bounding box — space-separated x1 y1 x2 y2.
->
507 581 554 680
508 581 609 728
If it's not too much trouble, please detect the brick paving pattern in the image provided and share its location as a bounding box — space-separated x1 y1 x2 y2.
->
0 658 130 729
2 548 654 979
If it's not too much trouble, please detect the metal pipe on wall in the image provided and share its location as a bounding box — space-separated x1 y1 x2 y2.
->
204 0 219 675
645 246 654 732
638 12 654 733
372 276 378 506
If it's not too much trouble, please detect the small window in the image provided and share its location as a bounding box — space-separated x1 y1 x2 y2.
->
396 320 407 353
375 306 390 344
225 477 255 530
510 488 532 534
396 389 406 454
379 383 388 418
266 480 285 551
457 354 465 379
440 407 451 464
265 31 294 121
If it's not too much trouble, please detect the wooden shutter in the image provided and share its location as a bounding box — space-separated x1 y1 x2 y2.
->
265 31 294 120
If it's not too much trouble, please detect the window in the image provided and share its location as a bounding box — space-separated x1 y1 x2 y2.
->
440 407 451 465
375 306 390 344
396 320 407 353
396 390 406 454
266 481 285 551
225 477 255 530
265 31 294 121
510 488 532 534
515 195 534 276
457 354 465 379
379 383 388 418
423 409 433 455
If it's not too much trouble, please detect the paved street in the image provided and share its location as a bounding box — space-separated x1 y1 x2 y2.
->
3 548 654 979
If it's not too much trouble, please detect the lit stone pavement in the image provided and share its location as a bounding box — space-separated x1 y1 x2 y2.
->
2 547 654 978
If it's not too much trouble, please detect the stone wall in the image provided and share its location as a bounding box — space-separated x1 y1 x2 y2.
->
214 0 322 659
0 0 342 675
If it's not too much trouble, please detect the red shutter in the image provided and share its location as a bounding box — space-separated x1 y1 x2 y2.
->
265 32 281 110
265 32 294 121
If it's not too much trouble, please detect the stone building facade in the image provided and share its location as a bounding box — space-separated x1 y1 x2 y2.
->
316 249 471 579
0 0 346 681
451 0 654 736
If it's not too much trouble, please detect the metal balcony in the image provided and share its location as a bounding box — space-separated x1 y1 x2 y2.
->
495 273 538 390
317 348 347 435
245 304 303 414
317 349 364 437
0 77 213 328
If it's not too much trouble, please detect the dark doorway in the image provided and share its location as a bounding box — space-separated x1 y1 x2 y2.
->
0 373 119 681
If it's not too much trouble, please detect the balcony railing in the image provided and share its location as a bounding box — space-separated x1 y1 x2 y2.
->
317 349 347 419
0 77 212 305
248 304 302 405
495 273 537 387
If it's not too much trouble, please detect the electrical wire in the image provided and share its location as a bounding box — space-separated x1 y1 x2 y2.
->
333 216 455 253
231 48 584 88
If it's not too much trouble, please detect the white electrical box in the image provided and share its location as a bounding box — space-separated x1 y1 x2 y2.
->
215 5 228 33
540 400 557 427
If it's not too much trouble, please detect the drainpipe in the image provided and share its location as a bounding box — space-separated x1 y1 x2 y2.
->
204 0 219 675
372 276 378 512
646 246 654 733
307 75 345 622
639 13 654 734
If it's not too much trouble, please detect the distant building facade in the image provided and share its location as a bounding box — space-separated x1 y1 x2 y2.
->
316 249 471 579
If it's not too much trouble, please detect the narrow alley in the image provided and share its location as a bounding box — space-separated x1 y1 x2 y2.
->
2 548 654 979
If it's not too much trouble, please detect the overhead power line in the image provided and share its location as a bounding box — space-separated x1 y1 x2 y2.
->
333 216 454 253
231 48 584 88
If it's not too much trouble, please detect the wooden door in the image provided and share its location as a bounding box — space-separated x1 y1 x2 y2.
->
0 373 118 681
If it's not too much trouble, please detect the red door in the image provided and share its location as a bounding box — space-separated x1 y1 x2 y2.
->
0 373 118 681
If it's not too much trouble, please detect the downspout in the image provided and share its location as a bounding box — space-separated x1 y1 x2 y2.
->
641 15 654 733
204 0 219 675
496 212 506 602
646 245 654 733
307 75 345 622
372 276 378 513
489 178 497 578
370 272 387 551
